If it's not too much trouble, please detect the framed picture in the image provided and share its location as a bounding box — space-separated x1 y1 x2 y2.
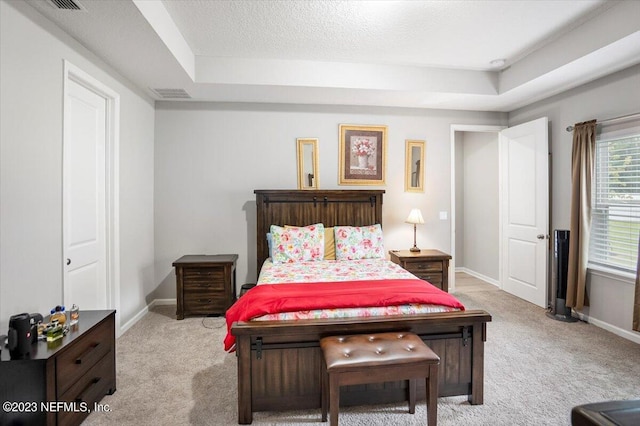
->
405 139 425 192
296 138 319 189
339 124 387 185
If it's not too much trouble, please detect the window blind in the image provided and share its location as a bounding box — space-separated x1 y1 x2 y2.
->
589 119 640 273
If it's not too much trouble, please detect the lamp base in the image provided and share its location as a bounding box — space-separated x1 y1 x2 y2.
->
409 246 421 252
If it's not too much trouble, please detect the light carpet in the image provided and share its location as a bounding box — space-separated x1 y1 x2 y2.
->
83 274 640 425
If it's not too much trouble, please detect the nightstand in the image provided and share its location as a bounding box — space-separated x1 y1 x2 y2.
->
389 249 452 292
173 254 238 319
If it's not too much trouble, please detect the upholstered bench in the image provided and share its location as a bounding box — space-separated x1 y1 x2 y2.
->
572 399 640 426
320 331 440 426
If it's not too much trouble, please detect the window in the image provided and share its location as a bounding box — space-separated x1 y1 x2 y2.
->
589 120 640 273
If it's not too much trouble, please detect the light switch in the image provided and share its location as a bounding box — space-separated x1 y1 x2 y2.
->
439 211 448 220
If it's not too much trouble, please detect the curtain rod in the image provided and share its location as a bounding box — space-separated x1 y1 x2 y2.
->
565 112 640 132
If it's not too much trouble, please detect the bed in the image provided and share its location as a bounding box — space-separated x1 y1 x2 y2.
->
229 189 492 424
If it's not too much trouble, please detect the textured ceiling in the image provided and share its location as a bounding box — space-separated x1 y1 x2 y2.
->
20 0 640 111
162 0 606 70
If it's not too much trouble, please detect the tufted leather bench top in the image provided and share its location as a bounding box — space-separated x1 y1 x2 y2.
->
320 332 439 370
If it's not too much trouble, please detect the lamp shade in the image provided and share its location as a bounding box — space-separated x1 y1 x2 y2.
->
405 208 424 225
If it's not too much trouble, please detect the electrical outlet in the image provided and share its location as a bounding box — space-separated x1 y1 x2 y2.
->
439 211 448 220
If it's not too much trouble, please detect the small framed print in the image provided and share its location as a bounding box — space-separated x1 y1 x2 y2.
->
405 139 425 192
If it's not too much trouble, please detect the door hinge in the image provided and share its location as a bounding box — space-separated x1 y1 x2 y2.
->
462 326 470 346
255 337 263 359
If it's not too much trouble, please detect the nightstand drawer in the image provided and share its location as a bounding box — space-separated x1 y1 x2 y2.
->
183 268 225 289
403 261 442 274
415 273 443 286
183 294 228 313
389 250 451 293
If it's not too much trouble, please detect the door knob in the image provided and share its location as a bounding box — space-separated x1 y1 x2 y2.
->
536 234 545 240
66 258 71 265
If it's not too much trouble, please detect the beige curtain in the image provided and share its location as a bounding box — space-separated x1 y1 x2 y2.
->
633 235 640 331
566 120 596 310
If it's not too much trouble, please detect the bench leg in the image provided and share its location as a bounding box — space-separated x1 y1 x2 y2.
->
427 364 439 426
329 374 340 426
321 361 327 422
408 378 416 414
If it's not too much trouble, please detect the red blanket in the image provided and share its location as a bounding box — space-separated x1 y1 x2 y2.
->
224 279 465 351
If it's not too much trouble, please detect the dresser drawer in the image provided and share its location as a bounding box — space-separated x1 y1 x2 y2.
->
403 261 443 275
58 351 115 426
56 317 113 396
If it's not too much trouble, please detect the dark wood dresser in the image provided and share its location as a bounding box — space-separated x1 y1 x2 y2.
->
173 254 238 319
389 249 452 292
0 310 116 426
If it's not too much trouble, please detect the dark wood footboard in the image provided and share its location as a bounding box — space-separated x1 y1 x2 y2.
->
232 310 491 424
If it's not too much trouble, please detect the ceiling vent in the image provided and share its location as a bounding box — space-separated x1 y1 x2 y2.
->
151 88 192 99
47 0 84 10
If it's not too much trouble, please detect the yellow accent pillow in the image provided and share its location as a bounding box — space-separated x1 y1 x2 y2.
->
285 225 335 260
324 227 335 260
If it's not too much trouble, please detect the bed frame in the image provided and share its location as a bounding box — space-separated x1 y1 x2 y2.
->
232 189 491 424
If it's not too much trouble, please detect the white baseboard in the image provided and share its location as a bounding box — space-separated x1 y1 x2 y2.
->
574 311 640 345
458 267 640 345
149 298 177 307
118 298 177 337
119 306 148 336
455 267 500 288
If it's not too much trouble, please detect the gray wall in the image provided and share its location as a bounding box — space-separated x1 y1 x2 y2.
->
0 1 155 332
455 134 465 265
509 64 640 340
152 104 506 299
458 132 499 282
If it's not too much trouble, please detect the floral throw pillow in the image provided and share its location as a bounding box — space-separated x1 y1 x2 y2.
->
270 223 325 264
334 224 384 260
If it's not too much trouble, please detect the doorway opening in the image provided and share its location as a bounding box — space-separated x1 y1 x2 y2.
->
450 120 550 309
450 125 503 294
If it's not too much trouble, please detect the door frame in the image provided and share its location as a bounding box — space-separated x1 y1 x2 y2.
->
62 60 120 324
449 124 505 293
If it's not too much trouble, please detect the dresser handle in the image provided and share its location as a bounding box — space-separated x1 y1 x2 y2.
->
75 377 101 402
199 299 212 303
75 343 100 364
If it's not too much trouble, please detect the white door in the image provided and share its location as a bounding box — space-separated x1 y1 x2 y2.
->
63 78 108 310
500 117 549 308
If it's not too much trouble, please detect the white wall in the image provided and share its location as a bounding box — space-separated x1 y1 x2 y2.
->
459 132 499 281
153 103 506 298
0 1 155 332
509 64 640 341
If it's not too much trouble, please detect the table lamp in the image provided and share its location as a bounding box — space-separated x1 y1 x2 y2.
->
405 208 424 252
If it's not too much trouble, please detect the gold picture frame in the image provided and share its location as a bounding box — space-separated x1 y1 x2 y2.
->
405 139 425 192
296 138 319 189
339 124 387 185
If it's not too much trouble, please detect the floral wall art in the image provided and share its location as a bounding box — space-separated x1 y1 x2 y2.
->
338 124 387 185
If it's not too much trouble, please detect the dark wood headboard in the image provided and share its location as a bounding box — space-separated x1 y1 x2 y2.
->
254 189 384 275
